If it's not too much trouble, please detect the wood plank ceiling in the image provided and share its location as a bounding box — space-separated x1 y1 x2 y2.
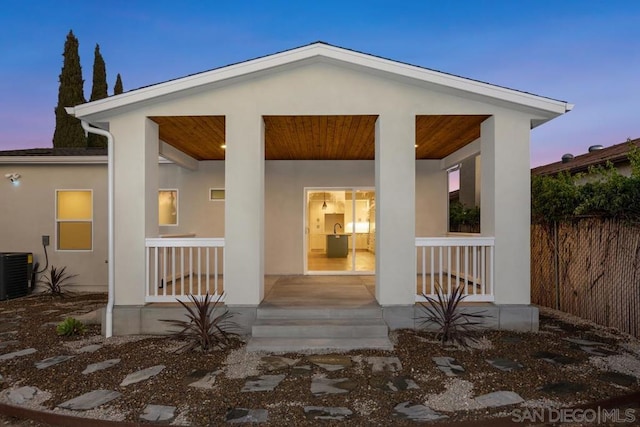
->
150 115 490 161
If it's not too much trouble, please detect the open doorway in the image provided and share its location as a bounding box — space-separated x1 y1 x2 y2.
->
305 188 375 274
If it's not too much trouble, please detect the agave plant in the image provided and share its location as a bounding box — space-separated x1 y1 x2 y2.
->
417 283 487 347
56 317 86 336
162 293 237 352
40 265 77 297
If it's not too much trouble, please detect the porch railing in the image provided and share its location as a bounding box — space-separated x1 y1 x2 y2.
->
145 237 224 303
415 237 494 302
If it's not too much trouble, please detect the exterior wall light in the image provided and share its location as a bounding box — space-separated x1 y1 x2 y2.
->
5 173 20 184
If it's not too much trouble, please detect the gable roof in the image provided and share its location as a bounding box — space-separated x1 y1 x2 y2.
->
67 42 573 121
531 137 640 176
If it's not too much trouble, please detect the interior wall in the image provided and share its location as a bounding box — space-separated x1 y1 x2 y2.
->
158 161 225 237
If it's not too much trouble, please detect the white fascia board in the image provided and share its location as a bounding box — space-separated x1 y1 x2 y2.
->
0 156 108 164
68 43 571 119
0 156 172 165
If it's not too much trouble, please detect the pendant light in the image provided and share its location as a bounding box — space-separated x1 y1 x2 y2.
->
322 192 327 210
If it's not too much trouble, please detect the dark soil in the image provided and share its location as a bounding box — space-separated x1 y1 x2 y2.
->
0 293 639 426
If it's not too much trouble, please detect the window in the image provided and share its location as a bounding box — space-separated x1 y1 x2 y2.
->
159 189 178 226
448 155 481 233
56 190 93 250
209 188 225 201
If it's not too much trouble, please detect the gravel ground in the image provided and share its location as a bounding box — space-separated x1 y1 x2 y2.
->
0 293 639 426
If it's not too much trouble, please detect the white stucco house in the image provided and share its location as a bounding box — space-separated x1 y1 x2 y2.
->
2 42 572 341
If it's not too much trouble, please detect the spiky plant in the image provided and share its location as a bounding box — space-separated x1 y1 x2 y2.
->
56 317 86 336
417 283 487 347
162 293 237 352
40 265 77 297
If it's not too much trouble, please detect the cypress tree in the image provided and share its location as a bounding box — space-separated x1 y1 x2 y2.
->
114 73 123 95
87 44 108 148
53 30 86 148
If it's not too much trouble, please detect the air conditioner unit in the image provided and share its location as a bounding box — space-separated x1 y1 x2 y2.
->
0 252 32 300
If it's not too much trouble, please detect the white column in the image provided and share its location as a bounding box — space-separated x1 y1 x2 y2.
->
224 114 265 306
375 112 416 305
481 115 531 304
111 116 159 305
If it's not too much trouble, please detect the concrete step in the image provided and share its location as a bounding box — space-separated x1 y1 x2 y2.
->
256 306 383 320
252 318 388 339
246 337 394 353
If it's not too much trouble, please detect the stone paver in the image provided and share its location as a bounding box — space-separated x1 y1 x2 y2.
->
58 389 122 410
307 354 352 371
304 406 353 421
532 351 579 365
0 348 36 361
371 375 420 392
598 371 636 387
226 408 268 423
7 386 39 405
474 391 523 408
393 401 448 422
433 356 465 376
366 356 402 373
241 374 286 392
140 404 176 422
260 356 297 371
120 365 165 386
78 344 103 353
540 381 586 394
83 359 121 375
563 337 605 346
311 377 357 395
291 365 312 376
187 370 221 389
35 355 74 369
486 358 523 372
580 345 617 356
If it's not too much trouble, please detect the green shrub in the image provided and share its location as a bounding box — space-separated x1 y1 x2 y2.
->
56 317 86 336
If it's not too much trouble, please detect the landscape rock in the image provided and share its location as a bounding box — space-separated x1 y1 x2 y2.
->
241 374 285 392
304 406 353 420
0 348 36 361
140 404 176 422
58 389 122 410
83 359 121 375
35 355 74 369
393 401 448 422
226 408 268 423
120 365 165 386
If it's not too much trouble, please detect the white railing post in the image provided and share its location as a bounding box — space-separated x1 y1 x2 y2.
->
415 237 495 302
144 238 225 303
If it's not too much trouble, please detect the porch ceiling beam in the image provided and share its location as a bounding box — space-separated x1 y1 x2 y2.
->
159 140 199 170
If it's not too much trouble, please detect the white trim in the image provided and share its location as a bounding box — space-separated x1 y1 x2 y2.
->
67 43 571 120
0 156 108 164
415 236 495 246
55 189 94 252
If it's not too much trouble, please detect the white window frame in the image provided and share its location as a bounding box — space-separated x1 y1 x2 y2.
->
159 189 179 226
55 189 93 252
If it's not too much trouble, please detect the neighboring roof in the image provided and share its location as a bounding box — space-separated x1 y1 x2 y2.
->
67 42 573 121
0 147 107 164
531 138 640 176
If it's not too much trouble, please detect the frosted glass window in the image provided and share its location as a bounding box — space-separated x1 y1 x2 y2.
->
56 190 92 250
209 188 225 201
159 190 178 226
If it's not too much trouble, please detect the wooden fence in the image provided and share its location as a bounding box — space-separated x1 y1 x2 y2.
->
531 218 640 337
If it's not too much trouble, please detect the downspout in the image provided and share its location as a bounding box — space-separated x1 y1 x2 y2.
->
81 121 115 338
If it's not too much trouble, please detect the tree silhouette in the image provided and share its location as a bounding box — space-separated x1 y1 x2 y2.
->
114 73 123 95
87 44 108 148
53 30 86 148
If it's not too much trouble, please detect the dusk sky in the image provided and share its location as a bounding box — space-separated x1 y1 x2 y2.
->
1 1 638 167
